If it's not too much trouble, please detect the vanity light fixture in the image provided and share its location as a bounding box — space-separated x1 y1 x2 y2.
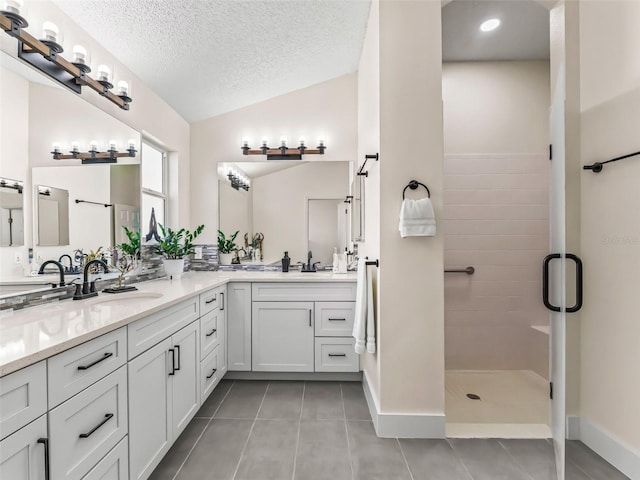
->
51 141 137 164
227 169 250 191
241 136 326 160
0 8 133 110
0 177 23 194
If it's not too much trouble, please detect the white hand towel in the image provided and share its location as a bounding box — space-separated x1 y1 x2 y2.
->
399 197 436 237
353 258 376 354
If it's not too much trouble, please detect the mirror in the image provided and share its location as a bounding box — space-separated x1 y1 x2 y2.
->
0 49 141 286
35 185 70 246
0 178 24 246
218 161 351 265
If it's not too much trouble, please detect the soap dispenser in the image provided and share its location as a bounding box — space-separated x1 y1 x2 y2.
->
282 251 290 272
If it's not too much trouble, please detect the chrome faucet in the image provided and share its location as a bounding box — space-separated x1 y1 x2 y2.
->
73 259 109 300
38 260 66 287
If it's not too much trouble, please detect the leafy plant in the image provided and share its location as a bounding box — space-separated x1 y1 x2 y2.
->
156 224 205 259
118 227 141 260
217 230 239 254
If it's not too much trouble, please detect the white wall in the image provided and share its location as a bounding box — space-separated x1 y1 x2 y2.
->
190 73 357 244
579 0 640 461
358 1 446 430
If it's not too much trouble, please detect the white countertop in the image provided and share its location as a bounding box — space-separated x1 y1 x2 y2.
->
0 270 356 377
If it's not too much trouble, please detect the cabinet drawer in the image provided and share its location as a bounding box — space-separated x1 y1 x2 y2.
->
199 309 221 360
48 328 127 409
128 297 199 359
199 288 219 316
49 366 128 480
81 436 128 480
252 283 356 302
0 414 47 480
314 302 355 337
314 338 359 372
200 344 225 404
0 361 47 441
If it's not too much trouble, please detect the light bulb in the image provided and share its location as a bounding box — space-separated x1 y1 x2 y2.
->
261 137 268 147
71 141 80 153
318 137 326 147
51 142 61 153
108 140 118 151
280 136 287 147
42 21 59 43
127 139 136 150
298 136 306 147
117 80 129 96
72 45 88 64
242 137 250 147
4 0 23 15
97 65 111 83
89 140 99 151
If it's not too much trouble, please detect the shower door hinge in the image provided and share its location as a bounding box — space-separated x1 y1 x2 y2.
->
550 381 554 400
549 144 553 161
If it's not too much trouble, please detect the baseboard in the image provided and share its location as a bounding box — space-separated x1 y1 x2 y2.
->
362 371 446 438
579 417 640 480
224 371 362 382
566 415 581 440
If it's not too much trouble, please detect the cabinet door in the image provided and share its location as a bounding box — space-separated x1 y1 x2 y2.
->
171 322 200 437
0 415 47 480
252 302 314 372
227 283 252 371
218 285 227 375
128 338 171 480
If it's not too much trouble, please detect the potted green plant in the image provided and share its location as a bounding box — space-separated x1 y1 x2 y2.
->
156 223 205 279
217 230 239 265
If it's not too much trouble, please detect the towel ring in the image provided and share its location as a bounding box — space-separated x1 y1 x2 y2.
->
402 180 430 199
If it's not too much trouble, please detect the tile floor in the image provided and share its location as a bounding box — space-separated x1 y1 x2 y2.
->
149 380 630 480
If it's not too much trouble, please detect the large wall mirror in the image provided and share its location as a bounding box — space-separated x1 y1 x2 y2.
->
0 49 141 290
218 161 351 266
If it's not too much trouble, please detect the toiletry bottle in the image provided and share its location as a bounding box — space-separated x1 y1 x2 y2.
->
282 251 290 272
332 247 339 273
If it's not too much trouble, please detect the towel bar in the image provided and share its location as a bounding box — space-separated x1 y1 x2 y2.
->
444 266 475 275
365 257 379 267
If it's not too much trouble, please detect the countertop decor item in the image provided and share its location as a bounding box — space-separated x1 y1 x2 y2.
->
157 223 205 279
218 230 239 265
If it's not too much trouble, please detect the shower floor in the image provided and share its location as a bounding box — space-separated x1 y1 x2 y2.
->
445 370 551 438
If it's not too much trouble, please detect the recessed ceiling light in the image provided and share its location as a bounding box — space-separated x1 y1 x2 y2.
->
480 18 501 32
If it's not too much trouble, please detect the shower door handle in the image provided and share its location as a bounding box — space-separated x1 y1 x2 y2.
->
543 253 583 313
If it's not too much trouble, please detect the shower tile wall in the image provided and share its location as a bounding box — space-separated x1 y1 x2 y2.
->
444 154 550 377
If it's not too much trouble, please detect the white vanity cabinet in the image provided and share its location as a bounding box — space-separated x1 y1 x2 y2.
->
227 283 252 371
250 282 358 373
252 302 315 372
200 286 227 404
128 320 199 480
0 414 47 480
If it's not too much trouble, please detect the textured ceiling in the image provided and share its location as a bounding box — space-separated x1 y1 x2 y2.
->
52 0 371 123
442 0 550 62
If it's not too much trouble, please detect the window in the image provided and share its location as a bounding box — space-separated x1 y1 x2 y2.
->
141 141 166 239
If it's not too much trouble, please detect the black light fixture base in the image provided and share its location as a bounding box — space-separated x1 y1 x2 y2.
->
72 62 91 74
267 154 302 160
98 79 114 90
18 41 81 93
118 94 132 104
41 39 63 54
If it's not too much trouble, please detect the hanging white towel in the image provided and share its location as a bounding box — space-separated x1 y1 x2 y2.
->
352 258 376 354
399 197 436 237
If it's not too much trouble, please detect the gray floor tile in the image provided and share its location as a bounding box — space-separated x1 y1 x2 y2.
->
258 381 304 419
449 438 532 480
295 420 352 480
235 419 299 480
500 439 557 480
566 440 630 480
195 379 233 418
175 419 253 480
214 380 268 419
566 460 594 480
346 421 412 480
302 381 344 420
399 439 472 480
148 418 208 480
341 382 371 421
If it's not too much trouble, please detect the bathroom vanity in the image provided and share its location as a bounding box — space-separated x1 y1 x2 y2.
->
0 271 356 480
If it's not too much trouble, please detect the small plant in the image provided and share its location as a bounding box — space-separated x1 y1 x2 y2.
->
156 224 205 259
217 230 239 254
118 227 141 260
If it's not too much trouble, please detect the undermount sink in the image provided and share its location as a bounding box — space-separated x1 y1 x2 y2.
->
86 291 163 305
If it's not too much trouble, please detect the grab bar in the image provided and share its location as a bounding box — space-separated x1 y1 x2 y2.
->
445 266 475 275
